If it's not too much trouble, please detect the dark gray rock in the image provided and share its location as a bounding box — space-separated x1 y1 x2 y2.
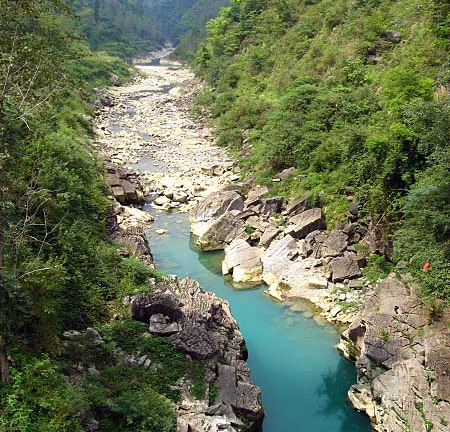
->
131 285 183 323
104 160 144 205
329 256 361 282
303 230 327 258
282 195 310 216
149 313 182 336
322 229 349 257
174 326 220 360
382 30 401 43
286 208 326 239
260 196 284 216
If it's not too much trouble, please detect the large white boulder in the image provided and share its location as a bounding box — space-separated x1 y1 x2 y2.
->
222 239 263 285
261 235 298 286
190 190 244 237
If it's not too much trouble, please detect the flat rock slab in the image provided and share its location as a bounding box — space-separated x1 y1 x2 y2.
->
285 208 325 239
261 235 298 285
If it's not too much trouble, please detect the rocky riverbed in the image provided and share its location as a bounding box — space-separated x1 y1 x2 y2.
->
95 61 236 213
96 62 263 432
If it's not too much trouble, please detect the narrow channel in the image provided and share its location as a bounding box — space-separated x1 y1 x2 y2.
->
146 210 371 432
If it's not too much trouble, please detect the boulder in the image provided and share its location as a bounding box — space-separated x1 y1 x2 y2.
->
259 224 281 247
285 208 325 239
154 195 171 206
260 196 284 216
105 160 144 205
245 185 269 207
131 285 183 323
111 185 126 203
172 190 189 203
111 225 153 264
222 239 263 285
275 167 296 181
329 256 361 282
149 313 182 336
190 190 244 237
382 30 401 43
282 195 310 216
303 230 327 259
197 212 246 251
321 229 349 257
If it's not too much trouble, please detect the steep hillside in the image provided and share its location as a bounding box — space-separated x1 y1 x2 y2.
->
73 0 230 60
195 0 450 302
73 0 164 59
0 1 233 430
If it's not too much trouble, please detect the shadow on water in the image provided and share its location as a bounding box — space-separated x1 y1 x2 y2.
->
316 357 371 432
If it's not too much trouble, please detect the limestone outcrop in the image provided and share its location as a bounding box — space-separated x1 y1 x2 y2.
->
131 277 265 431
340 276 450 432
190 186 375 322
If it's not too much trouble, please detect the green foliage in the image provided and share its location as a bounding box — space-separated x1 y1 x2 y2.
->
362 255 394 283
0 355 85 432
196 0 450 299
379 328 390 342
73 0 163 59
0 3 210 432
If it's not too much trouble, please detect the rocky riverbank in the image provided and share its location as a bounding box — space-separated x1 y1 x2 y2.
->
96 63 264 432
340 276 450 432
95 62 236 214
189 182 450 431
189 185 375 325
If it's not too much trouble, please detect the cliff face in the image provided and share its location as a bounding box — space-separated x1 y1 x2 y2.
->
131 277 264 432
340 276 450 432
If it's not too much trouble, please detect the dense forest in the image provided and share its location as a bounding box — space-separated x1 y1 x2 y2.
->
73 0 164 59
0 1 209 430
195 0 450 302
73 0 230 59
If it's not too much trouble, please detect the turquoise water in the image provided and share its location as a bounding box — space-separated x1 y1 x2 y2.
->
147 210 372 432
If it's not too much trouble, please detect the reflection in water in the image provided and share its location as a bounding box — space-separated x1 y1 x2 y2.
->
316 357 369 431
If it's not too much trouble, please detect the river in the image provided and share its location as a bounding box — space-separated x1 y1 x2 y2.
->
100 61 372 432
146 210 371 432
